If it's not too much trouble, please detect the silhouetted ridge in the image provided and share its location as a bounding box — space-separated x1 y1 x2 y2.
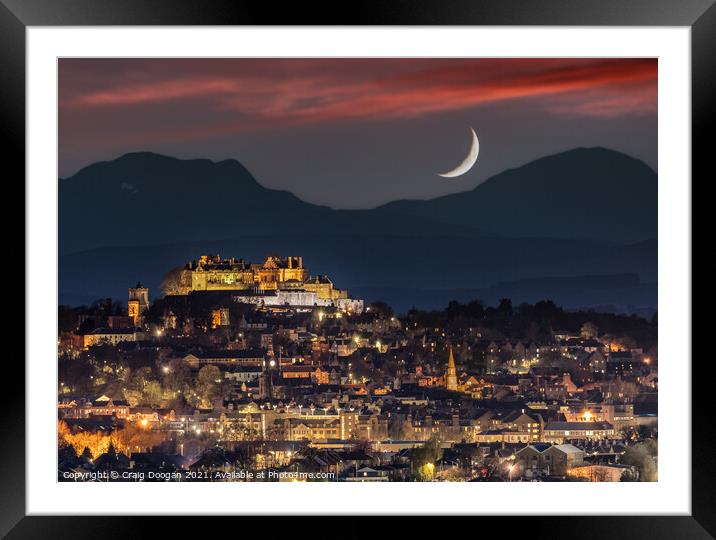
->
379 147 656 243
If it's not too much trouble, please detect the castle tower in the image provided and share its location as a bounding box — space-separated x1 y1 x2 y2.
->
128 282 149 326
446 348 458 391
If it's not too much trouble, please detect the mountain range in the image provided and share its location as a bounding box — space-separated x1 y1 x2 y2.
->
59 147 657 313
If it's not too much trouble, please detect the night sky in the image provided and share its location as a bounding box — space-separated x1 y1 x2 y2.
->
59 58 657 209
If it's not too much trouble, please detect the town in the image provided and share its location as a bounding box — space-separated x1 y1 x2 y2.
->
57 254 658 482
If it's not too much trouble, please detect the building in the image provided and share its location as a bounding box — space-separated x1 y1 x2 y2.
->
83 327 143 349
281 366 329 385
128 283 149 325
84 396 131 419
445 348 458 391
107 315 133 329
345 466 390 482
173 254 363 312
561 404 636 432
224 366 262 383
515 443 584 478
183 349 265 368
606 351 645 377
542 421 615 443
286 418 342 441
211 308 230 329
567 464 633 482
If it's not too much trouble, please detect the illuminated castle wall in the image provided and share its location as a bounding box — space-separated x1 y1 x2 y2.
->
177 254 363 312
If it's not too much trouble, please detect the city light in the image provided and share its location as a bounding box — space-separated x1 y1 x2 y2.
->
55 56 658 487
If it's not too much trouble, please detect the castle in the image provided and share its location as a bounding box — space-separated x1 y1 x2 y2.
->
175 254 364 313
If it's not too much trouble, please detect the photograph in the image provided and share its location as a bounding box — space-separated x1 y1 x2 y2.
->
55 57 659 484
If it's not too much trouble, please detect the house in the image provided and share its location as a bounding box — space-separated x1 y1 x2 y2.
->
606 351 645 377
224 366 262 383
280 365 329 384
130 406 161 426
515 443 584 478
494 410 543 441
83 327 143 349
85 396 130 419
584 350 607 373
183 349 265 368
515 442 550 476
542 444 584 476
286 418 342 441
344 466 390 481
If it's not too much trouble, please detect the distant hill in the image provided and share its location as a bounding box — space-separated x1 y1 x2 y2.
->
58 149 658 311
60 147 656 255
352 274 657 315
58 152 484 255
379 147 657 243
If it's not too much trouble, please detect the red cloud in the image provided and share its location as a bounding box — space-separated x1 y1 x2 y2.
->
60 58 657 131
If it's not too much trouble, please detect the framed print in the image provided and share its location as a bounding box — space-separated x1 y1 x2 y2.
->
5 0 711 537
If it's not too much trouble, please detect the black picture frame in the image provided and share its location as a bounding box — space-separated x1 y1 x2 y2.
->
4 0 709 537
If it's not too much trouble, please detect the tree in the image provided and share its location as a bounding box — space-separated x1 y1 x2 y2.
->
129 366 155 392
123 389 143 407
621 440 658 481
58 354 95 393
497 298 513 316
58 420 71 447
580 321 599 339
614 335 638 350
410 436 443 481
198 365 222 386
525 321 540 342
367 301 393 319
64 430 111 459
386 416 415 440
165 360 191 392
143 380 163 407
160 266 185 297
58 444 78 462
352 438 374 453
196 365 225 407
111 423 164 455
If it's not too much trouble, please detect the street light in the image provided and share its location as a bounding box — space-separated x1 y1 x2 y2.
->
508 464 515 482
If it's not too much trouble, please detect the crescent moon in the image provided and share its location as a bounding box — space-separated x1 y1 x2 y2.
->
438 128 479 178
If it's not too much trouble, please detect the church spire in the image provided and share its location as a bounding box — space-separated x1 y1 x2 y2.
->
446 347 458 391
